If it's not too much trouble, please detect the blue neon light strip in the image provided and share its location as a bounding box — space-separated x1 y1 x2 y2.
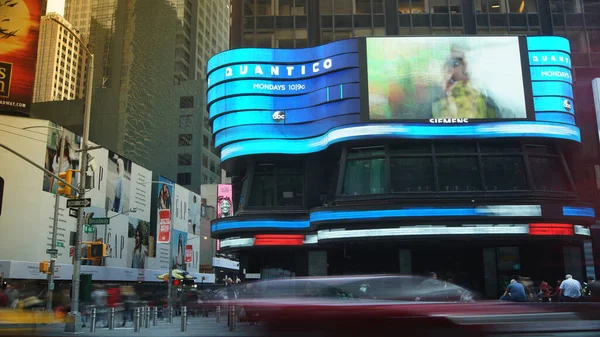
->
207 69 359 104
531 81 573 98
533 97 574 114
208 53 359 88
534 112 575 125
526 36 571 53
562 206 595 218
212 99 360 133
207 39 359 74
528 51 572 69
221 122 581 161
529 66 572 84
209 84 360 120
215 114 360 147
212 219 310 232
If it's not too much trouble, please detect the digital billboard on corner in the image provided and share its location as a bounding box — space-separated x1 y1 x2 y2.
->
206 36 578 163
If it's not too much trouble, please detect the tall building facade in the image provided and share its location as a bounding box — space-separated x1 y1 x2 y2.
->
211 0 600 289
34 0 230 192
33 13 87 103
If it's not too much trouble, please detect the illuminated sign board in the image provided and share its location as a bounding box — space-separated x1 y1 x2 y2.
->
206 36 578 163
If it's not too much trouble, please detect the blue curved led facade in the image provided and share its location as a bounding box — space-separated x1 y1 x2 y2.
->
206 36 579 162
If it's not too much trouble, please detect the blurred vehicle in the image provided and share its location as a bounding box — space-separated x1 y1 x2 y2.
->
0 297 61 336
225 275 600 337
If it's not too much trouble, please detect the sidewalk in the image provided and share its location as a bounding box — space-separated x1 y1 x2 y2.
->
37 314 264 337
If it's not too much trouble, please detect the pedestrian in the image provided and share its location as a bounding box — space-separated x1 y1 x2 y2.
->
5 284 19 308
0 287 7 307
500 279 528 302
537 281 552 302
583 277 600 302
559 274 582 302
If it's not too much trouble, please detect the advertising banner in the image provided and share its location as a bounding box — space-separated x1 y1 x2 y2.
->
158 209 171 243
217 184 233 218
42 123 81 197
188 192 201 236
173 183 189 232
171 229 187 271
128 217 150 269
185 245 193 263
107 151 131 214
156 176 173 243
0 0 42 113
364 36 528 122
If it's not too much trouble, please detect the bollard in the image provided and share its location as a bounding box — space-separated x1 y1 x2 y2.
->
134 307 140 332
144 306 150 328
168 305 173 324
152 306 158 326
109 307 115 330
90 307 97 332
216 305 221 323
181 306 188 332
229 306 236 331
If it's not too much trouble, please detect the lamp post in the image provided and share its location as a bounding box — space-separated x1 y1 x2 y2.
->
142 181 176 324
47 16 95 334
22 125 65 311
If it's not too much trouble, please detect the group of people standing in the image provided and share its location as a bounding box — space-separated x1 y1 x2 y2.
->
501 274 600 302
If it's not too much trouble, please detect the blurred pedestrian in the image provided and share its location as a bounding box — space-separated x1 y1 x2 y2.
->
5 284 19 308
559 274 582 302
537 281 552 302
91 285 108 327
583 277 600 302
500 279 528 302
0 287 7 307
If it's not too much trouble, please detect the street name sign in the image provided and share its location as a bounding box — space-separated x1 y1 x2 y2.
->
66 198 91 208
87 217 110 225
46 249 58 255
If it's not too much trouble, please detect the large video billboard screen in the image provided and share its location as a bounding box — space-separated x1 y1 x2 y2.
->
0 0 42 113
363 36 530 122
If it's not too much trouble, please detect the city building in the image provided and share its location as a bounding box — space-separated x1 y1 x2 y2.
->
32 0 229 193
210 0 600 295
32 13 87 103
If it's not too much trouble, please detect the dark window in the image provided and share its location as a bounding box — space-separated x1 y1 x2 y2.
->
482 156 528 191
177 172 192 185
202 154 209 168
180 96 194 109
528 156 571 191
248 162 303 207
390 157 435 193
203 135 209 148
178 134 193 147
343 146 386 195
437 157 482 192
178 153 192 166
210 160 216 173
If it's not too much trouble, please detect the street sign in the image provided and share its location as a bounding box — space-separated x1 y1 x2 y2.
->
69 208 79 218
87 217 110 225
46 249 58 255
84 225 95 234
56 242 64 248
66 198 92 208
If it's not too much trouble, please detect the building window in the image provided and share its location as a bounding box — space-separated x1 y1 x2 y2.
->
202 174 208 184
248 162 304 207
203 135 209 148
202 154 208 168
178 134 193 147
179 115 193 127
178 153 192 166
342 146 386 195
177 172 192 185
482 156 528 191
180 96 194 109
210 160 216 173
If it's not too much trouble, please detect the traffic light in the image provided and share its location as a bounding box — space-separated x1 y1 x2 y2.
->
87 242 107 259
39 260 49 273
57 169 73 196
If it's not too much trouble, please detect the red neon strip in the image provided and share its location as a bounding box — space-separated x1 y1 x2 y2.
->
254 234 305 240
529 223 574 236
254 234 305 246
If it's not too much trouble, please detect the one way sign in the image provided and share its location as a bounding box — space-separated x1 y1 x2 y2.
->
66 198 91 208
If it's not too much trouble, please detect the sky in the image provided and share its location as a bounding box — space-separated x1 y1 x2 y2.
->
46 0 65 16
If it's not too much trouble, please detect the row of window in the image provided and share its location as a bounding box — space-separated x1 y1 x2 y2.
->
238 142 575 210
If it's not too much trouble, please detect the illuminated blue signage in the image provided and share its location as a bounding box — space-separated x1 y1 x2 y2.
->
206 36 580 163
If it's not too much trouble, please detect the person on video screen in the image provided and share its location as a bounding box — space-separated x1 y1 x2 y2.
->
431 46 499 119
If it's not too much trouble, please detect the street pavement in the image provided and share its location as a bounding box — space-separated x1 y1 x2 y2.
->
34 314 265 337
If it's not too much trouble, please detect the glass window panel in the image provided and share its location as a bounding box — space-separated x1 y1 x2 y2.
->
482 156 528 191
178 153 192 166
525 145 557 155
528 156 571 191
256 33 274 47
177 173 192 186
256 16 275 28
249 175 276 206
294 0 306 15
355 0 371 14
342 158 386 195
451 14 463 25
276 15 294 28
321 15 333 27
296 16 307 28
296 38 308 47
373 14 385 26
278 0 293 15
335 15 353 28
278 39 294 48
437 157 482 191
243 33 254 47
348 146 385 158
321 0 333 14
432 14 450 26
373 0 384 13
390 157 435 192
277 174 303 206
489 14 509 25
202 154 208 168
354 15 372 27
566 14 584 26
179 96 194 109
434 143 477 153
411 0 426 13
509 14 528 25
412 15 431 27
354 28 374 36
256 0 273 15
528 14 540 25
585 1 600 13
473 0 487 13
322 31 334 43
256 163 276 174
244 0 254 15
476 14 489 26
334 0 353 13
507 0 529 12
244 16 255 29
480 142 521 153
430 0 449 13
389 142 431 155
178 134 193 147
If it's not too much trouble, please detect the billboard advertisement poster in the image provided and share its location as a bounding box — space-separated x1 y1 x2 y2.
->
42 123 81 197
173 183 189 232
0 0 42 113
129 163 152 221
128 217 150 269
188 193 201 236
185 245 193 263
171 229 187 271
217 184 233 218
107 151 131 214
364 36 528 122
158 209 171 244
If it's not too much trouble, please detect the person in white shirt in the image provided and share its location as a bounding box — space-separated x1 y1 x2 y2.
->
559 274 582 302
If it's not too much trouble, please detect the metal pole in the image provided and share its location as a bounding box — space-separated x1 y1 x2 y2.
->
216 305 221 323
134 307 140 332
167 183 175 324
109 307 115 330
90 307 96 332
144 306 150 328
65 50 94 334
46 129 65 311
180 306 187 332
229 305 235 331
152 307 158 326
